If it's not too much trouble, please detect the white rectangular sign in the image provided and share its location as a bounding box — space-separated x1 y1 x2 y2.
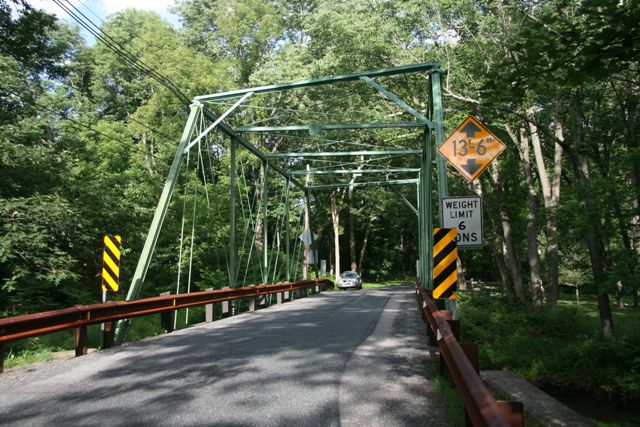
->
441 196 483 248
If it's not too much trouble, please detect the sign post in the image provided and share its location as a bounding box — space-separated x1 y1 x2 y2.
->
101 235 121 348
441 196 483 248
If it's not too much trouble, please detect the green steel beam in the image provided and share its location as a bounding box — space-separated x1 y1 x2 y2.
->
420 128 434 289
229 136 238 287
431 69 448 202
284 178 291 282
288 168 420 176
115 102 201 345
200 107 307 193
390 185 418 216
268 149 421 158
262 161 269 284
416 181 423 281
195 62 440 102
360 76 434 129
235 122 425 133
183 92 253 154
308 179 418 191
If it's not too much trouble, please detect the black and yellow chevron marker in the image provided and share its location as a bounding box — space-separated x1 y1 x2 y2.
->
432 227 458 299
101 235 121 292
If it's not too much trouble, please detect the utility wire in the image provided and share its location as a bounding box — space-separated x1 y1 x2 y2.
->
53 0 191 106
0 34 180 147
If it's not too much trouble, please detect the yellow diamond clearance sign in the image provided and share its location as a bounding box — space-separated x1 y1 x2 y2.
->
438 116 506 181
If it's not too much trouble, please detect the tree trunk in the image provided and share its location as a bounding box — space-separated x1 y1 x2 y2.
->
478 179 513 295
609 77 640 253
508 124 544 306
302 167 311 280
330 190 341 279
348 186 357 272
490 226 512 295
529 109 564 311
489 162 525 301
358 220 371 276
570 90 614 341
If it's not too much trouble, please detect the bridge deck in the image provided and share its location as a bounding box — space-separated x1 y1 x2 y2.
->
0 285 446 426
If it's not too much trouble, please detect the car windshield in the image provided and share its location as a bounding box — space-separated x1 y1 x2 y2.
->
341 272 358 278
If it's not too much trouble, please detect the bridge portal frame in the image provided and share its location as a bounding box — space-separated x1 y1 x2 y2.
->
116 62 448 344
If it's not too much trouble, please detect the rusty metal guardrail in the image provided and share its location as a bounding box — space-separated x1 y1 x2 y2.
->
416 283 524 427
0 279 332 373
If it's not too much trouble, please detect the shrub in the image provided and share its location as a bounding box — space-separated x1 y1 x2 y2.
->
459 294 640 401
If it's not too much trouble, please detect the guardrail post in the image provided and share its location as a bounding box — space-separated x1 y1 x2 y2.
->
249 285 256 312
0 342 4 373
497 401 524 427
205 288 215 322
159 291 174 332
222 287 231 318
258 293 267 308
297 287 307 299
439 310 452 378
447 319 460 340
284 288 291 302
75 325 88 357
102 321 115 349
461 343 478 373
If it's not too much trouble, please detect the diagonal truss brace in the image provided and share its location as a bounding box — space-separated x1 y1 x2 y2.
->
183 92 253 154
390 185 418 216
359 76 434 129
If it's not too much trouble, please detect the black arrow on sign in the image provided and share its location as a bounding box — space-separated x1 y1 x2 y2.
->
460 121 481 138
461 159 482 175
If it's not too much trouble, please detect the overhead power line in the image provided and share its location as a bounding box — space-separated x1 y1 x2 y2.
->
53 0 191 106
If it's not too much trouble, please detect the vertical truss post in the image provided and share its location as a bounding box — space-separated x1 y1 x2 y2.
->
115 102 202 345
306 190 318 279
431 68 448 202
419 175 427 288
262 160 269 284
419 126 434 290
284 177 291 282
229 136 238 287
417 180 423 282
431 69 456 314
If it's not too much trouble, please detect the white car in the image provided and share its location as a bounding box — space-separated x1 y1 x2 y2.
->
337 271 362 290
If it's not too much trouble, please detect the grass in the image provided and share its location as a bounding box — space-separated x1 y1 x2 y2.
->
424 362 465 426
362 279 407 289
4 347 54 368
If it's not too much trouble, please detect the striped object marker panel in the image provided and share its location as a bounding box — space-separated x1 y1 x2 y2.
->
101 235 121 292
432 227 457 299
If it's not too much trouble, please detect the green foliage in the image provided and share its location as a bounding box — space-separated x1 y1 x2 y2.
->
4 346 53 368
429 371 465 427
460 293 640 401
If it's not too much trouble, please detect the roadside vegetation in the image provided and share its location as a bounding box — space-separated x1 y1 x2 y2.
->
459 289 640 403
1 1 639 424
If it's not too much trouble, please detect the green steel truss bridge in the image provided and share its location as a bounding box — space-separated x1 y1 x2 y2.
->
115 62 449 343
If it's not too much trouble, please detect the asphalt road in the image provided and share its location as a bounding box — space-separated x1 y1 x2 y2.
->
0 285 447 426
